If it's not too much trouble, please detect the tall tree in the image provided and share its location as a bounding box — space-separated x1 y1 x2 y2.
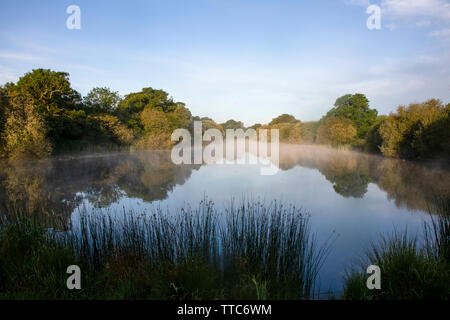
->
325 94 377 139
317 117 357 146
83 87 121 114
221 119 244 130
269 114 299 125
2 93 52 158
9 68 81 115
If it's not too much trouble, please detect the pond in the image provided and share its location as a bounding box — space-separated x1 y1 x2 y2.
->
1 144 449 295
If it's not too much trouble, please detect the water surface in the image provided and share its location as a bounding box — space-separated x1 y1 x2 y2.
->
1 145 449 294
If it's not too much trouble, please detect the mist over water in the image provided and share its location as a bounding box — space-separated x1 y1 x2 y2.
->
1 145 449 294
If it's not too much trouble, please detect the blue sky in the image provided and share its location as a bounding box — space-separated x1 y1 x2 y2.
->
0 0 449 125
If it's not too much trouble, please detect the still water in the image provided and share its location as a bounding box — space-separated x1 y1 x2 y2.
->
1 145 449 294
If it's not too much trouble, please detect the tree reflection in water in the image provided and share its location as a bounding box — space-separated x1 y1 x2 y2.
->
0 146 448 229
278 145 450 211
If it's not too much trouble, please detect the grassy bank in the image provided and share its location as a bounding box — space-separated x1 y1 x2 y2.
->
343 197 450 300
0 200 332 300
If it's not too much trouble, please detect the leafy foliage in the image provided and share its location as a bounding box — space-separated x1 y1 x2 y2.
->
366 99 449 158
316 117 357 146
221 119 245 130
324 94 378 139
0 70 448 161
300 121 319 144
2 90 52 158
0 70 193 157
269 114 299 126
83 87 121 114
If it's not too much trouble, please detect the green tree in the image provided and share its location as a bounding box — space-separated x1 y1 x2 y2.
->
137 108 173 149
248 123 262 130
2 93 52 158
115 87 177 120
0 87 11 151
269 114 299 126
83 87 121 114
378 99 448 158
316 117 357 146
300 121 319 144
364 116 387 154
5 69 86 148
93 115 135 145
221 119 244 130
287 122 302 143
166 104 192 129
113 87 191 149
8 68 81 115
325 94 377 139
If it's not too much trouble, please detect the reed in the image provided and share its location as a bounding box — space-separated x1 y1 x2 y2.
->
0 199 332 300
343 196 450 300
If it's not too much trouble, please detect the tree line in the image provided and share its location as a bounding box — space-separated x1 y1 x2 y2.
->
0 69 448 160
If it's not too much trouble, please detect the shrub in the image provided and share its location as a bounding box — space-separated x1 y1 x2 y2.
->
2 94 52 159
378 99 448 158
316 117 357 147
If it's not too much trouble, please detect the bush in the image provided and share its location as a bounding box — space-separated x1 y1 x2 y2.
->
300 121 319 144
378 99 448 159
316 117 357 147
2 94 52 159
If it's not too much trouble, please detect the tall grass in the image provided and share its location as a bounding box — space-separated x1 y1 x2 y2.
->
343 196 450 300
424 196 450 263
221 201 332 299
0 199 332 300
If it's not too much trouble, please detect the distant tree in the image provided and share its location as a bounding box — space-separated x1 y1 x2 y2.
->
378 99 448 158
316 117 357 146
201 119 224 134
325 94 377 139
166 104 192 129
271 123 294 142
4 69 86 147
2 94 52 158
0 69 200 157
364 116 386 154
0 87 10 150
301 121 319 144
287 122 302 144
116 87 177 118
8 68 81 115
140 108 171 135
114 87 191 149
83 87 121 114
94 114 135 145
269 114 299 126
221 119 244 130
248 123 262 130
192 116 213 122
137 108 174 149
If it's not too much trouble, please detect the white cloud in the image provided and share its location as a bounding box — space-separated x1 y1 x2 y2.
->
381 0 450 21
428 28 450 37
339 53 450 113
416 20 432 27
345 0 450 25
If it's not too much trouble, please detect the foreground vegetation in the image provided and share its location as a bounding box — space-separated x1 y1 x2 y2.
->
343 197 450 300
0 200 332 299
0 196 449 300
0 69 448 160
